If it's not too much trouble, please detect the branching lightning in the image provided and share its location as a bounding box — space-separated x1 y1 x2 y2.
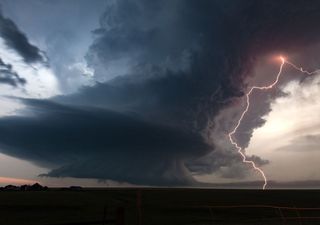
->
228 56 320 190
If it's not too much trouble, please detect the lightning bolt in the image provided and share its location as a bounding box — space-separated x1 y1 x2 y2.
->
228 56 320 190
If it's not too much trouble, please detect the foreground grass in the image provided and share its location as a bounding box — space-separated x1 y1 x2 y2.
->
0 188 320 225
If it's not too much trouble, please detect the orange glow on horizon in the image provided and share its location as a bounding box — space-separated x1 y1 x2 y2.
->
0 176 39 185
228 55 320 190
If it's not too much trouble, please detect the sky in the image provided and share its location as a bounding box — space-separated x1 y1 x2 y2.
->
0 0 320 188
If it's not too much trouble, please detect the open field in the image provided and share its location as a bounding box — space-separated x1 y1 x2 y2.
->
0 188 320 225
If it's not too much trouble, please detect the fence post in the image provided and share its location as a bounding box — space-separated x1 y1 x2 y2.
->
294 205 302 225
277 207 287 225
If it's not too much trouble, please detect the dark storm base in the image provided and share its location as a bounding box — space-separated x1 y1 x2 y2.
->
0 188 319 225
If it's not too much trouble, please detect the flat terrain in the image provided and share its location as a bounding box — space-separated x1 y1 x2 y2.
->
0 188 320 225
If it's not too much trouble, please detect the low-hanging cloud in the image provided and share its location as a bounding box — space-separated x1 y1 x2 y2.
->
0 98 210 185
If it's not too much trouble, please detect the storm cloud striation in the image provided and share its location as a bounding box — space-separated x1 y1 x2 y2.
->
0 10 45 64
0 58 26 86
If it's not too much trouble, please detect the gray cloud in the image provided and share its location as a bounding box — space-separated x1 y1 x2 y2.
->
0 9 45 64
0 98 209 185
277 134 320 152
0 58 26 86
0 0 108 93
1 0 320 185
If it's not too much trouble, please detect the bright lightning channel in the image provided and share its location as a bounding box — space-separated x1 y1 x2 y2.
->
228 56 320 190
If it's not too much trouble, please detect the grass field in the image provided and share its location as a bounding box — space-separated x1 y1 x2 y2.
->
0 188 320 225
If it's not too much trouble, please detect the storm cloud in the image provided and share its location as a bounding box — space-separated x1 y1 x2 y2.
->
0 58 26 86
0 0 320 185
0 98 209 185
0 9 45 64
